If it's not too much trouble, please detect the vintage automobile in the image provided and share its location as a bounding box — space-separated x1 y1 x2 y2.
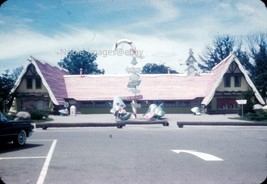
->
0 112 34 146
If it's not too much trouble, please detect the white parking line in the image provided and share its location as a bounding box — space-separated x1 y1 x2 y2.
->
172 150 223 161
0 156 46 160
36 139 57 184
28 139 56 142
0 139 54 161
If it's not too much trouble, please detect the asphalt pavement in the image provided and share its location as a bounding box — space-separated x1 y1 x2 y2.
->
2 123 267 184
2 114 267 184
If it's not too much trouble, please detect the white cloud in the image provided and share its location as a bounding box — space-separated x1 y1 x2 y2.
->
0 27 198 74
151 1 180 23
235 3 257 16
1 0 266 74
234 2 267 33
129 1 180 29
0 28 95 60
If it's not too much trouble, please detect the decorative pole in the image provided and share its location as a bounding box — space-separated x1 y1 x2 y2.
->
113 39 142 119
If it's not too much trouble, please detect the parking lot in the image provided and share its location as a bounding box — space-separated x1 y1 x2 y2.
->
1 124 267 184
0 139 56 184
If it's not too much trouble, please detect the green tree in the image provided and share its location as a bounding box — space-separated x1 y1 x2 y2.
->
142 63 178 74
58 50 104 75
199 35 254 75
0 70 15 112
248 32 267 99
11 65 24 80
198 35 235 72
240 90 256 115
0 0 8 7
234 41 254 75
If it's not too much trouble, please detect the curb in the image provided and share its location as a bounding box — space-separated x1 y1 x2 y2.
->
35 121 267 129
36 122 118 129
36 120 170 129
177 121 267 128
117 120 169 128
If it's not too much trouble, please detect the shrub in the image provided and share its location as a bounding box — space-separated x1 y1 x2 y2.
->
238 91 255 116
245 111 267 121
29 110 49 120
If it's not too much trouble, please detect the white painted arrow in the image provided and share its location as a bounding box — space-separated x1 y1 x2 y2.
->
172 150 223 161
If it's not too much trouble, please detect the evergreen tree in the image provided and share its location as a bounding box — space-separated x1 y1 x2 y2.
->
198 35 235 72
58 50 104 75
142 63 178 74
241 90 256 115
248 33 267 99
11 65 24 80
234 46 253 75
0 70 15 112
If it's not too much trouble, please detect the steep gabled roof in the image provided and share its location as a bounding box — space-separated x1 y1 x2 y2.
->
201 54 265 105
11 57 69 105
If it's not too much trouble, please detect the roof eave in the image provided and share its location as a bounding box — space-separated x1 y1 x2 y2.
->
30 57 59 105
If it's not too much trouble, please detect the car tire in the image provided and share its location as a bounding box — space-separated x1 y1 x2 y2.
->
14 130 27 146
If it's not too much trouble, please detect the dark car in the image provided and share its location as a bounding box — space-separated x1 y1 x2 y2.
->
0 112 34 146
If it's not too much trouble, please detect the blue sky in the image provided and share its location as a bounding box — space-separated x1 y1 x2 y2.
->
0 0 266 74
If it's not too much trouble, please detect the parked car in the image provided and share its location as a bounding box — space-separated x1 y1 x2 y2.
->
0 112 34 146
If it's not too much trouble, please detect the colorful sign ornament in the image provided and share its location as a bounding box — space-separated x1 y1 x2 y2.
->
113 39 143 118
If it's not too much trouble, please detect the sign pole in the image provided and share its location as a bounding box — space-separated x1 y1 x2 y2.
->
236 99 247 117
241 104 243 117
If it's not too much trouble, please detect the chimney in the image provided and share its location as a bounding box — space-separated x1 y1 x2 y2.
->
80 68 83 77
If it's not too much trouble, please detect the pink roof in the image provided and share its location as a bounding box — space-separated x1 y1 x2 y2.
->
12 57 69 106
64 53 265 105
64 74 214 101
201 54 234 105
34 58 69 105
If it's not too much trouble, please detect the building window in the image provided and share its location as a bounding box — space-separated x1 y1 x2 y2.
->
140 101 150 107
224 75 231 87
178 101 190 107
36 78 42 89
164 101 177 107
95 101 107 108
26 78 32 89
81 101 94 108
234 76 241 87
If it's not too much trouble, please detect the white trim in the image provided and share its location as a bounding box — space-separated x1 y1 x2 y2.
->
234 56 265 104
10 61 31 94
201 54 235 105
211 54 233 71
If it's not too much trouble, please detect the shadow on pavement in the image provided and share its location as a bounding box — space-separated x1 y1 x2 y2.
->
0 143 43 154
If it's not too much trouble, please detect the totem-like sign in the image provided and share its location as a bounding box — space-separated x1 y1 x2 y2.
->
113 39 142 118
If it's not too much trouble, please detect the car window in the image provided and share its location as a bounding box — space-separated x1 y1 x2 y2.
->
0 112 8 121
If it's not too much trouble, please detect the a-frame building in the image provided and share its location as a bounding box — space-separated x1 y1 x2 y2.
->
10 54 265 114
